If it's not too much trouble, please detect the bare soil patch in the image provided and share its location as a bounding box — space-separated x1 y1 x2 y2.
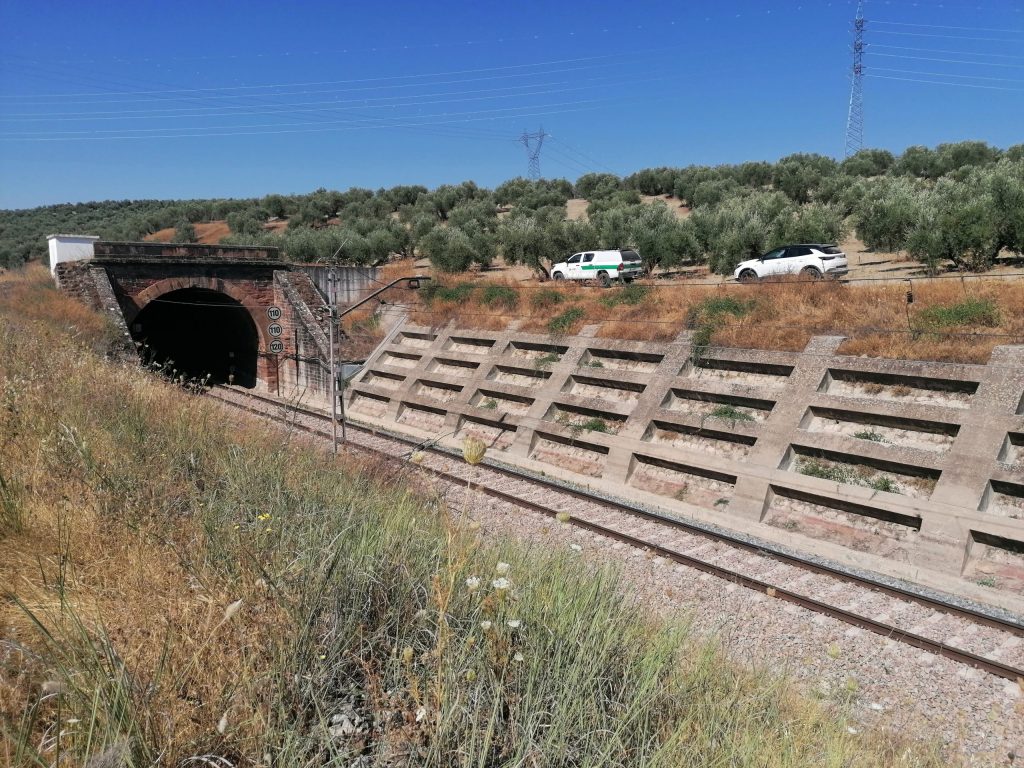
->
145 220 231 244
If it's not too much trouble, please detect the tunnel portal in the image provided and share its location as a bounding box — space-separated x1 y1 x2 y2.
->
132 288 259 387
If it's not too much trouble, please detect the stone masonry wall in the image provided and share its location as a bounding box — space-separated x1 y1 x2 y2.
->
347 321 1024 612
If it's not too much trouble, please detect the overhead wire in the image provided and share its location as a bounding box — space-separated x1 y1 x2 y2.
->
0 52 641 100
0 74 685 124
867 66 1024 83
871 29 1024 42
869 19 1024 34
865 73 1024 91
868 44 1024 59
865 52 1024 68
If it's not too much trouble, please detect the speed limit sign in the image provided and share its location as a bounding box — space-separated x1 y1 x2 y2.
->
269 339 285 354
268 322 283 337
267 306 282 321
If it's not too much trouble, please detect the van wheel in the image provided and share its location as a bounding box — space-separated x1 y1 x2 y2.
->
597 271 611 287
552 272 565 281
738 269 758 283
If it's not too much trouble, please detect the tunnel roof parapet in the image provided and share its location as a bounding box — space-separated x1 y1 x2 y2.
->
93 241 284 265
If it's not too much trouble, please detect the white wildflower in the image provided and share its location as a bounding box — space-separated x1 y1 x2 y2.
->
217 712 229 734
222 599 243 623
495 562 511 575
513 652 524 663
491 577 511 591
480 620 492 631
506 620 522 630
465 576 481 591
570 544 582 552
415 706 427 723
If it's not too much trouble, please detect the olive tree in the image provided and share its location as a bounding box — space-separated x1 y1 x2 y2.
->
907 178 1000 273
854 176 925 252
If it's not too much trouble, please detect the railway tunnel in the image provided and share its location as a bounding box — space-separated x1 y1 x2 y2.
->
131 287 259 387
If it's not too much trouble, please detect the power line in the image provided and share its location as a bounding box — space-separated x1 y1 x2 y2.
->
547 136 619 175
0 52 635 100
869 67 1024 83
0 73 683 123
872 29 1024 42
0 98 620 140
866 73 1024 91
867 51 1024 67
869 44 1024 61
870 19 1024 35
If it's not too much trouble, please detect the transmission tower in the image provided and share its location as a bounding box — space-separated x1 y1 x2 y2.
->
519 127 548 180
844 0 866 157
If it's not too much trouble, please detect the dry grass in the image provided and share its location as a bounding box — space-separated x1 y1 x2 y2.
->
0 270 952 766
0 264 121 353
411 275 1024 364
145 220 232 244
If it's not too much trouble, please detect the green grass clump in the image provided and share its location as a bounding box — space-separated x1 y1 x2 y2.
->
869 476 899 493
480 398 498 410
917 297 1000 329
707 404 755 424
798 459 856 485
529 287 565 310
548 306 586 335
853 429 886 443
797 459 902 495
600 283 649 308
420 281 475 304
697 295 757 318
479 284 519 309
687 296 758 365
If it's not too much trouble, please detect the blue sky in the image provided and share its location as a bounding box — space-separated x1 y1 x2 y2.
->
1 0 1022 209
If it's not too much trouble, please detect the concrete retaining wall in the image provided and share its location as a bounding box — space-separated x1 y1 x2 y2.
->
347 321 1024 611
295 265 382 307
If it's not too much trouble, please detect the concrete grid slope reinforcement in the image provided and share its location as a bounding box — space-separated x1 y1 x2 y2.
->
346 322 1024 613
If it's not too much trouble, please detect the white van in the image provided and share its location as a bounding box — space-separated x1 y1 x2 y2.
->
550 249 644 285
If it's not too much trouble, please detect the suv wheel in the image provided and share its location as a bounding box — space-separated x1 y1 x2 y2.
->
597 271 611 287
737 269 758 283
552 272 565 281
801 266 822 280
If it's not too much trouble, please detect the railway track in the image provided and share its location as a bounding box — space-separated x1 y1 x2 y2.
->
210 385 1024 684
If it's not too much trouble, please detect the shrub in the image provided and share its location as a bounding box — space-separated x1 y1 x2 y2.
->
173 220 197 243
420 281 475 304
479 284 519 309
548 306 585 335
529 288 565 310
917 298 1000 329
600 283 649 308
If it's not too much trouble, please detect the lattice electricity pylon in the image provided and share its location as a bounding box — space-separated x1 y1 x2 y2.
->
519 127 548 180
844 0 866 157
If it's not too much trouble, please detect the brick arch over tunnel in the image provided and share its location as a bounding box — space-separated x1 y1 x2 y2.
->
128 277 271 388
130 276 271 351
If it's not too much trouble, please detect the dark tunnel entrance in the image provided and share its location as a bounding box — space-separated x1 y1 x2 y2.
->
132 288 259 388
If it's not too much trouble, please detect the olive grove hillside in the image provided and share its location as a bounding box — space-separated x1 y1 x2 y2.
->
2 141 1021 276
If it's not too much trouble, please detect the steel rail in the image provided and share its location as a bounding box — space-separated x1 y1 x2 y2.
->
219 387 1024 638
210 387 1024 682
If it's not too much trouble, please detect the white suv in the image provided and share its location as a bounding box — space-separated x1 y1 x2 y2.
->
551 249 644 286
733 244 848 282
